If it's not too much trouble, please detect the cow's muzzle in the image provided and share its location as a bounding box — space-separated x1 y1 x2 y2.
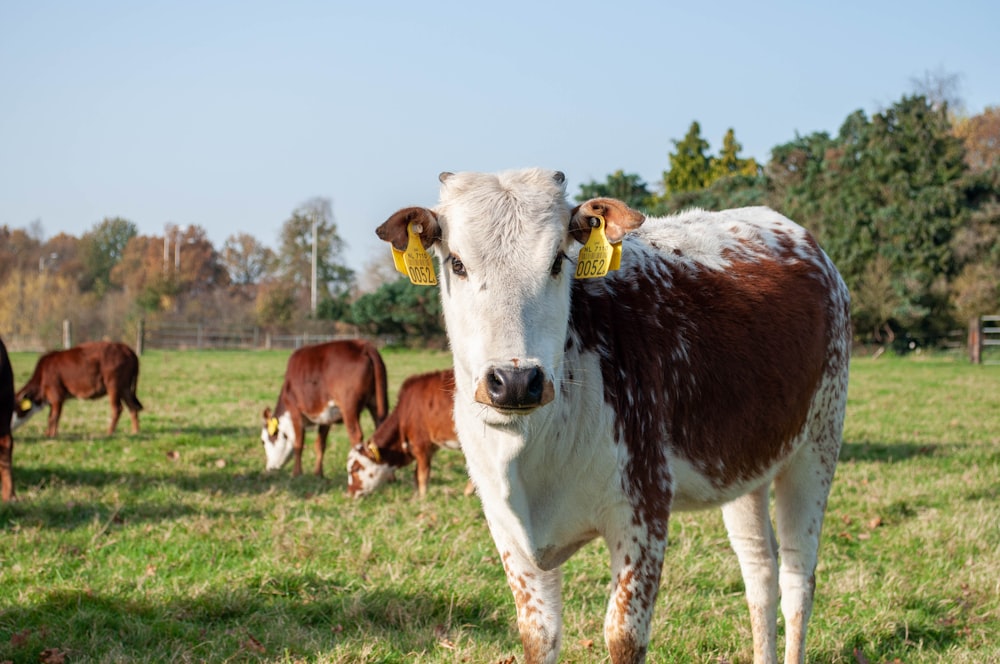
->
475 365 555 413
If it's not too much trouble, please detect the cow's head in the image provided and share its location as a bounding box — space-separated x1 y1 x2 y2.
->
376 169 644 426
345 442 397 498
260 407 296 471
11 390 44 431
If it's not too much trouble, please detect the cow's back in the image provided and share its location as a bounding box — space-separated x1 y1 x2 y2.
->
281 340 384 417
397 369 456 444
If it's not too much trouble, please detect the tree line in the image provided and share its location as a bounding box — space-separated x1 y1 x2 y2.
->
3 91 998 351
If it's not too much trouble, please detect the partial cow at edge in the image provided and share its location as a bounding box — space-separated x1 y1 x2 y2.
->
261 339 388 477
375 168 851 664
347 367 465 498
13 341 143 438
0 336 16 501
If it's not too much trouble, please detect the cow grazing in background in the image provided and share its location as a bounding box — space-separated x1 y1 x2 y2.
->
375 168 851 664
14 341 143 438
347 367 463 498
261 339 388 477
0 337 15 501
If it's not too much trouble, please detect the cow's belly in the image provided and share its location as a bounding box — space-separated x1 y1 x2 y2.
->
305 400 343 426
669 450 784 511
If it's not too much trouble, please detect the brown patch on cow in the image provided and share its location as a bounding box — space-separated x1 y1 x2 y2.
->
0 337 15 501
570 236 835 529
570 198 646 244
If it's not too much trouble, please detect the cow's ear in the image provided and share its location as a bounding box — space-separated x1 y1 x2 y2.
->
262 407 271 422
376 207 441 252
569 198 645 244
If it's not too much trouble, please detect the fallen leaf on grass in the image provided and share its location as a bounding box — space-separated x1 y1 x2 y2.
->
243 634 266 654
867 516 883 529
579 638 594 648
166 450 180 461
9 629 30 647
39 648 67 664
494 658 517 664
215 458 226 468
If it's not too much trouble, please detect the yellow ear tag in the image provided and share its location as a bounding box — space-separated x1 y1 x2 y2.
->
402 222 437 286
267 417 279 436
391 246 408 274
575 215 616 279
20 399 32 411
609 240 623 271
367 441 382 464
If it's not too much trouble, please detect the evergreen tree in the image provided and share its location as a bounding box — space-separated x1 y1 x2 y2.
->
576 170 654 209
662 121 713 196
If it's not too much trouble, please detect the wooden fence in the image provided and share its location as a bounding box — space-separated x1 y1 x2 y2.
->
968 315 1000 365
136 321 359 352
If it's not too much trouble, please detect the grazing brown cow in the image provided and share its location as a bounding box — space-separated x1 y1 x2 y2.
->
347 368 464 498
0 337 15 501
261 339 388 477
14 341 143 438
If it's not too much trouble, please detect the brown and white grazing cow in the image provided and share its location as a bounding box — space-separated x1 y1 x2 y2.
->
13 341 143 438
261 339 388 477
346 367 461 498
0 337 16 501
375 168 851 664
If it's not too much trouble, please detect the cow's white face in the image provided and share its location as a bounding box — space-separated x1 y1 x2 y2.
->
10 398 43 431
345 447 396 497
432 169 574 425
261 411 296 471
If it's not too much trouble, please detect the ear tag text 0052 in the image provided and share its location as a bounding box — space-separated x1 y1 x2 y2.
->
575 215 622 279
392 222 437 286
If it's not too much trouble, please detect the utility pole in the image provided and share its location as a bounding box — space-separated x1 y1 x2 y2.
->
310 215 318 316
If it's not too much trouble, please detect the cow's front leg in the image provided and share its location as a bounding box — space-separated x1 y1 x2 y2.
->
314 424 330 477
603 520 668 664
500 547 563 664
291 417 306 476
46 401 63 437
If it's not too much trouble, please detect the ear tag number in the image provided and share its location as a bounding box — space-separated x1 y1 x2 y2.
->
575 215 620 279
267 417 279 436
402 223 437 286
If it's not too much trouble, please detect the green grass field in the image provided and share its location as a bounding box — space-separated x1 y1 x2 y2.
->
1 349 998 663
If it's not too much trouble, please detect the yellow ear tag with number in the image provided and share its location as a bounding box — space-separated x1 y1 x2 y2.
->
575 215 621 279
401 222 437 286
267 417 279 436
367 441 382 464
20 399 32 411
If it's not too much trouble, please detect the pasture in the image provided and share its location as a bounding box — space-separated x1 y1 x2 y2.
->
0 349 997 663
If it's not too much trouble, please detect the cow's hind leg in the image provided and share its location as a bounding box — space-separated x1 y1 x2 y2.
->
722 484 779 664
106 390 124 435
314 424 330 477
123 391 142 434
773 436 840 662
0 434 14 502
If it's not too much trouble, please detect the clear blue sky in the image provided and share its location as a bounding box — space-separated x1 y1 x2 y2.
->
2 1 998 274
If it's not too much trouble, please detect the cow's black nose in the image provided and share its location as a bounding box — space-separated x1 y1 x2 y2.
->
485 366 546 409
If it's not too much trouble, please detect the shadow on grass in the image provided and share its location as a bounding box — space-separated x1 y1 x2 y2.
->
0 573 516 663
839 440 941 463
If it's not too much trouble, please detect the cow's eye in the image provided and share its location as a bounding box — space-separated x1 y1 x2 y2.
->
449 255 467 278
550 252 566 277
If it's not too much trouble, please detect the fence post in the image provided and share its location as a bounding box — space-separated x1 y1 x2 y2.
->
136 319 145 356
62 319 72 348
969 317 982 365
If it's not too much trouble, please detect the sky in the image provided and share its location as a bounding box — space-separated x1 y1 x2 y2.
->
2 0 999 275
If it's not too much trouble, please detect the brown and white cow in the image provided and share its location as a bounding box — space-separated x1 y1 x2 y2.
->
13 341 143 438
261 339 388 477
375 168 851 664
346 367 461 498
1 337 16 501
